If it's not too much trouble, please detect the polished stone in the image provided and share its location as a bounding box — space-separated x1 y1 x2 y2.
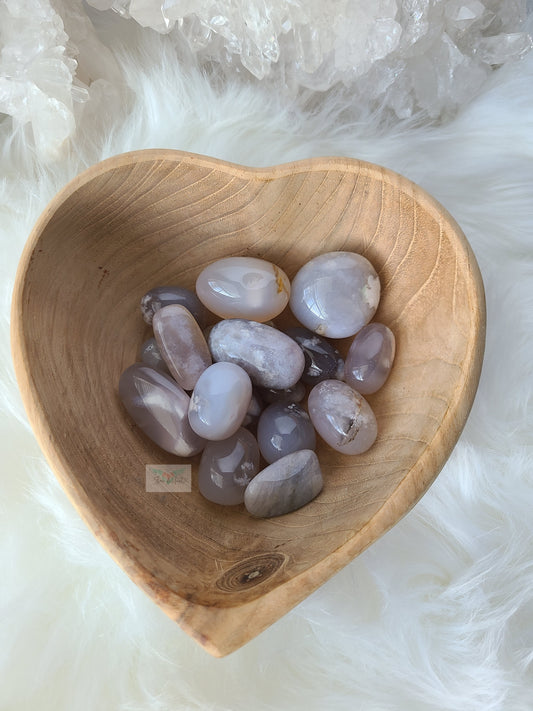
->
208 319 305 389
308 379 378 454
285 326 344 385
118 364 205 456
289 251 380 338
259 381 306 405
188 362 252 440
242 389 264 429
198 428 260 505
344 323 396 394
139 337 170 373
153 304 212 390
196 256 290 321
257 402 316 463
140 285 206 326
244 449 323 518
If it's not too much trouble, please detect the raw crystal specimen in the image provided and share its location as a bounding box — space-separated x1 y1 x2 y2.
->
85 0 532 121
198 428 260 505
244 449 323 518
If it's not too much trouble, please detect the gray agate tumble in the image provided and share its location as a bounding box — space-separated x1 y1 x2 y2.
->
344 323 395 394
139 337 170 373
140 285 206 327
285 326 344 385
198 428 260 505
118 364 205 456
244 449 323 518
257 402 316 464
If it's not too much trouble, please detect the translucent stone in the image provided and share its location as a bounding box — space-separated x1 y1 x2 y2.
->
118 364 205 456
140 285 206 326
152 304 211 390
198 428 260 505
259 381 306 405
244 449 323 518
242 390 265 428
285 326 344 385
139 337 170 373
208 319 305 389
188 362 252 440
257 402 316 464
289 251 380 338
344 323 396 394
308 380 377 455
195 256 290 322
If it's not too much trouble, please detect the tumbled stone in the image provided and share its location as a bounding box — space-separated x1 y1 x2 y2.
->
118 364 205 456
285 326 344 385
257 402 316 464
153 304 212 390
289 251 380 338
196 256 290 321
242 389 265 429
259 381 306 405
198 428 260 505
140 285 206 326
344 323 396 394
208 319 305 389
308 379 378 454
244 449 323 518
139 337 170 373
188 362 252 440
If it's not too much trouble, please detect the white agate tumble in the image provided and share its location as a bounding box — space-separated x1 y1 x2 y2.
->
308 379 378 455
188 362 252 440
195 256 290 321
289 251 380 338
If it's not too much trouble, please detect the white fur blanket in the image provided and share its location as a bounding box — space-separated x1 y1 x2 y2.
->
1 6 532 711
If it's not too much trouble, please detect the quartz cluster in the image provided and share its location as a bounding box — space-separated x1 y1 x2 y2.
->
119 252 396 517
86 0 532 120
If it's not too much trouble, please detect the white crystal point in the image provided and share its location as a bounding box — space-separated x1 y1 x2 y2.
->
289 251 380 338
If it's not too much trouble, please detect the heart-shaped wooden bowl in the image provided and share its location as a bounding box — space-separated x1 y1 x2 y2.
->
11 150 485 656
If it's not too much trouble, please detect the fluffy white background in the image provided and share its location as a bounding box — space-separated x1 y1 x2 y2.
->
1 6 533 711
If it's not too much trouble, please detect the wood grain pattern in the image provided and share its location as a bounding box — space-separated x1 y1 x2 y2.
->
10 150 485 656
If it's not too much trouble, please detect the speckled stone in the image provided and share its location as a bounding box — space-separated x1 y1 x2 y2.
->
308 379 378 454
208 319 305 389
196 256 290 321
188 362 252 440
289 251 380 338
198 428 260 505
257 402 316 463
153 304 212 390
140 285 206 326
244 449 323 518
285 326 344 385
139 337 170 373
344 323 396 394
118 364 205 456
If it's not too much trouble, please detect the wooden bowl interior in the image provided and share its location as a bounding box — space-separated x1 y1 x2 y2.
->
14 152 484 614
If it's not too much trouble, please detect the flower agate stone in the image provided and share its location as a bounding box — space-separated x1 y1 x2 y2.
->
118 364 205 456
285 326 344 384
140 285 206 326
344 323 396 394
196 257 290 321
244 449 323 518
259 381 306 405
308 380 377 455
289 251 380 338
208 319 305 389
139 337 170 373
257 402 316 464
153 304 211 390
198 428 260 505
188 362 252 440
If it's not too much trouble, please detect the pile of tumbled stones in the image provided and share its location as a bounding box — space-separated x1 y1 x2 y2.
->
119 252 395 518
